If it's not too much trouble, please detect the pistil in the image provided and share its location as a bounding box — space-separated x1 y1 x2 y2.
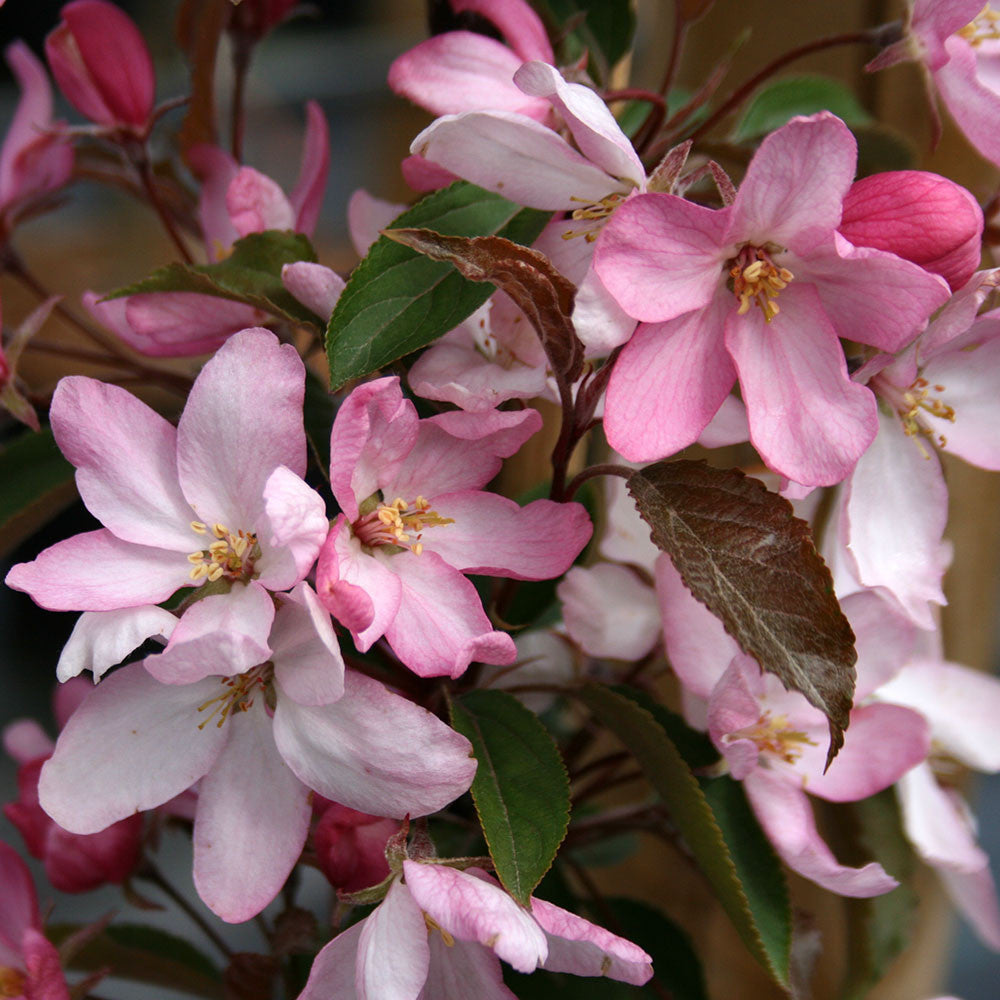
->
196 663 273 729
353 496 454 556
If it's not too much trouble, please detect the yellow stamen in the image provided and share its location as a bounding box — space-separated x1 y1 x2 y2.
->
729 711 816 765
0 967 26 998
959 5 1000 44
190 521 208 534
423 913 455 947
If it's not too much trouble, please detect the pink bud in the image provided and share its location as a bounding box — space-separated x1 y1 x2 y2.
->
839 170 983 292
313 804 397 893
45 0 155 131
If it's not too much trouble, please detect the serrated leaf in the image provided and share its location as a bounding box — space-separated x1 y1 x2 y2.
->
383 228 584 382
49 922 221 998
579 684 791 987
732 75 872 142
841 790 918 998
325 182 550 389
627 460 856 764
0 428 77 556
449 688 570 905
106 231 322 328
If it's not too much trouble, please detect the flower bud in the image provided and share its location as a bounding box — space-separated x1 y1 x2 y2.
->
839 170 983 291
45 0 155 131
313 803 397 893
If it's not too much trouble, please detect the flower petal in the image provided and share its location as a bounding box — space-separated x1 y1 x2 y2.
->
281 261 344 319
357 880 429 1000
289 100 330 236
255 465 328 591
226 166 295 236
271 582 344 707
57 606 178 682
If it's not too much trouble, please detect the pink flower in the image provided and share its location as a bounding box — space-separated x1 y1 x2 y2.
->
316 377 592 678
3 678 142 894
0 41 73 240
45 0 155 133
0 842 69 1000
6 328 328 686
839 170 983 291
867 0 1000 168
313 803 398 893
298 863 652 999
593 113 950 485
37 583 477 923
388 0 554 119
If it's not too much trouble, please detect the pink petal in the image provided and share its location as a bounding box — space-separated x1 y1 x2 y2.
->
193 699 310 922
270 582 344 707
421 492 591 580
255 465 328 591
743 769 898 897
298 921 362 1000
919 269 1000 360
604 296 735 461
281 261 344 319
177 328 307 530
530 896 653 985
559 563 660 661
0 842 39 960
187 143 239 259
5 529 193 611
655 553 739 698
329 377 418 520
841 590 917 699
2 720 53 766
572 263 638 354
56 606 178 682
38 663 226 834
935 36 1000 168
599 475 659 573
452 0 554 61
272 670 477 818
384 551 517 677
226 166 296 236
594 193 731 323
412 110 620 211
403 862 548 973
289 100 330 236
911 0 986 68
423 935 514 1000
143 582 274 685
21 927 70 1000
843 411 949 629
389 34 549 118
697 394 749 448
730 113 857 248
726 284 878 485
514 61 645 186
401 153 458 193
706 657 763 779
347 189 407 256
357 880 430 1000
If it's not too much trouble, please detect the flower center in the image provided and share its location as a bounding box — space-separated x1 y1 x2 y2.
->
187 521 260 583
352 496 454 556
0 967 26 998
195 663 273 729
562 192 627 242
728 711 815 765
874 374 956 456
727 244 793 323
959 5 1000 44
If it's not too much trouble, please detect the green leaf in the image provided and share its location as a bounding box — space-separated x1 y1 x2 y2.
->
627 460 857 765
841 790 918 998
49 922 221 998
614 685 718 770
325 182 550 389
0 428 76 556
537 0 636 81
106 230 322 328
579 684 791 987
449 688 570 905
732 75 872 142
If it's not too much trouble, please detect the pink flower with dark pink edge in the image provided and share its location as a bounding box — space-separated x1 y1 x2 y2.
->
37 584 477 924
0 42 73 239
839 170 983 291
297 863 651 999
45 0 155 133
3 678 142 894
0 842 70 1000
593 113 950 485
312 802 398 893
5 328 328 687
316 377 592 678
388 0 554 119
867 1 1000 168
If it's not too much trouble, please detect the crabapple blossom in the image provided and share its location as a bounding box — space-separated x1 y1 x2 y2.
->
298 862 652 999
867 0 1000 167
37 582 477 923
593 113 950 484
45 0 155 133
313 802 398 894
316 377 592 677
0 843 69 1000
6 328 328 684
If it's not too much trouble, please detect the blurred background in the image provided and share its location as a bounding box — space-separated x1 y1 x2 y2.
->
0 1 998 997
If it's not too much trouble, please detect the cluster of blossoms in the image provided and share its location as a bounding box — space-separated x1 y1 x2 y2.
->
2 0 1000 997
